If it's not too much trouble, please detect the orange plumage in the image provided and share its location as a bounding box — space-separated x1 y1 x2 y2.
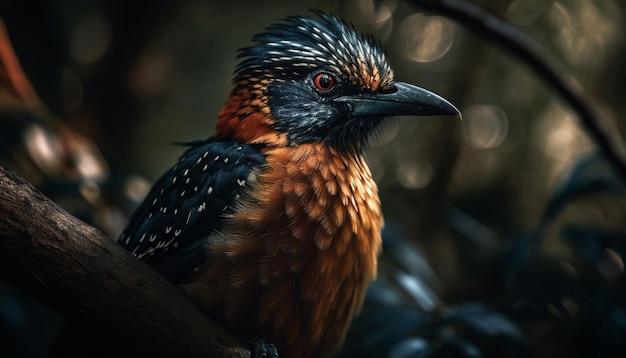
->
184 143 383 357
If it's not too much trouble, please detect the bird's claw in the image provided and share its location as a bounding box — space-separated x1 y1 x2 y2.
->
246 336 279 358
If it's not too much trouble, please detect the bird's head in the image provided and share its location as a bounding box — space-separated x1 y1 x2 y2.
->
216 12 460 153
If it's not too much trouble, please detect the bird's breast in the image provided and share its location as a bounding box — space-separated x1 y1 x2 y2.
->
187 143 383 358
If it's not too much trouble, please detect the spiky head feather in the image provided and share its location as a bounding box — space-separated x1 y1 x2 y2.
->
235 12 394 90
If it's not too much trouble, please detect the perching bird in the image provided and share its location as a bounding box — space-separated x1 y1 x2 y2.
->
118 12 460 358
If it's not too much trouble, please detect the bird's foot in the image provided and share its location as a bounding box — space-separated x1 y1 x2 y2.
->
245 336 279 358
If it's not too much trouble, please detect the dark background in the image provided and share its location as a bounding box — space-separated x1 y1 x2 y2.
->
1 0 625 357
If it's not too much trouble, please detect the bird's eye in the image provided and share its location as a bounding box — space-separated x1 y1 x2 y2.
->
312 72 336 92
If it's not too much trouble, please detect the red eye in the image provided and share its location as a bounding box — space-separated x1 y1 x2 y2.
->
312 72 336 92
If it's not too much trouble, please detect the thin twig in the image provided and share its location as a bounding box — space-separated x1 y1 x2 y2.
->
412 0 626 181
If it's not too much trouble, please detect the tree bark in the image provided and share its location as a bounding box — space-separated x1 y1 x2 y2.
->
0 166 249 358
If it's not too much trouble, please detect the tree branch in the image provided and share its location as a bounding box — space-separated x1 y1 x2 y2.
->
0 166 249 358
412 0 626 182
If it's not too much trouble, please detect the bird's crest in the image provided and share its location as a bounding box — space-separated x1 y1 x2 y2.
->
235 12 394 91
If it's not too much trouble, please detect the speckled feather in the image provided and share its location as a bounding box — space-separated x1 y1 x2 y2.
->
118 139 265 282
236 13 392 89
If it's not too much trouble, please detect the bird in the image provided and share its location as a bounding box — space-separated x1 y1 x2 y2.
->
118 12 460 358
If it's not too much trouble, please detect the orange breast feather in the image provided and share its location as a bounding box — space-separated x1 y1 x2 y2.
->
184 143 383 358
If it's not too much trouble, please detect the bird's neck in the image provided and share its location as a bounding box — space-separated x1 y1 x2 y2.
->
215 87 288 146
215 87 372 156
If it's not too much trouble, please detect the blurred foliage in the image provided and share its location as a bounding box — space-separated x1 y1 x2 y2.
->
0 0 625 357
339 153 626 357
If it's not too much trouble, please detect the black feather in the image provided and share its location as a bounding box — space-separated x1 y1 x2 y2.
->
118 139 265 282
235 12 392 87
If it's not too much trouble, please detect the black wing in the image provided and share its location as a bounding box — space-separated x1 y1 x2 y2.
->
118 138 265 282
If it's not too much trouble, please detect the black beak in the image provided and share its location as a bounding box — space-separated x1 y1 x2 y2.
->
335 82 461 119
